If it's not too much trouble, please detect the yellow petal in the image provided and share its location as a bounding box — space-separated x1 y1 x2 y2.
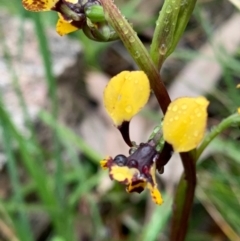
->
22 0 59 11
163 96 209 152
147 162 163 205
110 166 139 184
100 160 108 170
103 71 150 126
56 15 78 36
238 108 240 114
147 183 163 205
237 84 240 88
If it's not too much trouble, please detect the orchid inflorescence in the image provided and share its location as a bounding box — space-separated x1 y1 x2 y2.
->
22 0 240 207
101 71 209 204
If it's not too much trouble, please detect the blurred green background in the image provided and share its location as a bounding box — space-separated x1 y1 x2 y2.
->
0 0 240 240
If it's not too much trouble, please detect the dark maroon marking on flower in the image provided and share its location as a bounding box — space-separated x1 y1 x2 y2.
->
127 179 146 193
126 143 158 174
113 155 127 166
118 121 132 147
108 141 160 194
142 165 149 175
52 0 63 11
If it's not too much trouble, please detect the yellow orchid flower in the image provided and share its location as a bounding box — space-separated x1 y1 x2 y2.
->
103 71 150 126
22 0 119 41
163 96 209 152
22 0 86 35
100 143 163 205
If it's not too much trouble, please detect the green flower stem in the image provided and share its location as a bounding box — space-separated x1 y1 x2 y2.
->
196 112 240 160
150 0 197 70
101 0 171 114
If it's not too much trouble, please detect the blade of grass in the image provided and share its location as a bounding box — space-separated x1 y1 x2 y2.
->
0 111 34 241
0 103 75 240
141 194 171 241
30 12 66 210
39 111 100 162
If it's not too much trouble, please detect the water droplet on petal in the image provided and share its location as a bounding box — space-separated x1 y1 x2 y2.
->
197 113 202 117
117 95 122 101
193 130 199 137
125 105 132 113
174 116 179 120
134 79 139 84
172 106 178 112
181 104 187 110
119 21 123 26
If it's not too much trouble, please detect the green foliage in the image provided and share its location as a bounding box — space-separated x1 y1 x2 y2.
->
0 0 240 240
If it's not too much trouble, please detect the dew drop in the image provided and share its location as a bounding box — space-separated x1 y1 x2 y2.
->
117 94 122 101
129 36 135 43
125 105 132 113
119 21 123 26
166 5 172 13
125 75 131 81
174 116 179 120
172 106 178 112
134 79 139 84
159 44 167 55
181 104 187 110
197 113 202 117
134 51 140 58
122 27 128 34
164 18 169 24
181 0 188 6
169 117 174 122
110 113 114 119
193 130 199 137
153 126 161 133
194 108 199 114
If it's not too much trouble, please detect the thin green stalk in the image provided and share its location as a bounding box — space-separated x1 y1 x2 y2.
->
196 112 240 160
